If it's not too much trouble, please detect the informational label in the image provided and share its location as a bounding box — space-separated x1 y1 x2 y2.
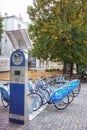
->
10 66 25 83
0 57 10 71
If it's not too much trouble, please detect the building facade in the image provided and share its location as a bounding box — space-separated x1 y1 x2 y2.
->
0 14 30 71
0 14 28 57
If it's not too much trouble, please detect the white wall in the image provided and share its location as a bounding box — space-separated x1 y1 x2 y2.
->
1 15 28 57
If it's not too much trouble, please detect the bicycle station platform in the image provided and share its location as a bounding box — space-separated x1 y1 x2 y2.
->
0 81 87 130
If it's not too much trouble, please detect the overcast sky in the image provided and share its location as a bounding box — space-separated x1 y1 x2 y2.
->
0 0 33 22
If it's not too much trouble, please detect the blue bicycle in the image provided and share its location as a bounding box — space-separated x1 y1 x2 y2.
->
0 79 81 112
27 79 50 113
0 83 10 108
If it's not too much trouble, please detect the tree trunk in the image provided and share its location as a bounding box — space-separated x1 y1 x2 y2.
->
70 62 74 77
76 64 79 74
63 61 67 74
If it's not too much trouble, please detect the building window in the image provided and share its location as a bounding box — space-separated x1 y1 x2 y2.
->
28 55 36 68
17 24 21 29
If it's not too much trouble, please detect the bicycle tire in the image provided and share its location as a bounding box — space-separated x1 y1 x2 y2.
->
1 95 9 108
68 91 74 104
73 87 80 97
61 91 74 104
39 88 50 105
27 92 43 112
54 95 69 110
78 83 81 92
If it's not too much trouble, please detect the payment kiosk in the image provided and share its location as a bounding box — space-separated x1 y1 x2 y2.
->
6 30 32 124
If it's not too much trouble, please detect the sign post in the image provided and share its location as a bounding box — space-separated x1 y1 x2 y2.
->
9 49 28 124
6 29 32 124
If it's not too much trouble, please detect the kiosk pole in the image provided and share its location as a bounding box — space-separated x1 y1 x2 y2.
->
9 49 28 124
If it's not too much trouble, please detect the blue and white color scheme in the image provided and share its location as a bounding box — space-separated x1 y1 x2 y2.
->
9 49 28 124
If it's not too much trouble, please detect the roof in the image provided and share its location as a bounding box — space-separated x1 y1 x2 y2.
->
3 15 28 25
6 29 32 50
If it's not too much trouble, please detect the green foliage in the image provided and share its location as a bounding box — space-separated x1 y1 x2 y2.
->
27 0 87 70
0 14 3 41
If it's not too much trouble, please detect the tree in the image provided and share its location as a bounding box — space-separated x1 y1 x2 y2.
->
27 0 87 76
0 13 3 41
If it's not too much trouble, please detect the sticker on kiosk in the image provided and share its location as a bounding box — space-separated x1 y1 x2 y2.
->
12 52 23 65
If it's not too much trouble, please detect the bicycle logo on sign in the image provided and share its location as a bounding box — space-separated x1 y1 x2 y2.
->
12 52 23 65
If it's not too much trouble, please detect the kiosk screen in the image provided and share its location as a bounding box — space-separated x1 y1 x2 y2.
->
14 70 20 75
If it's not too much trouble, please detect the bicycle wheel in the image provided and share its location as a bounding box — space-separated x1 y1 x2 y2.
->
54 95 69 110
73 86 80 97
1 95 9 108
39 88 50 105
27 92 43 113
61 92 74 104
68 91 74 104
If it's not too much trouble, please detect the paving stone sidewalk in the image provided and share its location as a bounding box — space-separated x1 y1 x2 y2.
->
0 83 87 130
